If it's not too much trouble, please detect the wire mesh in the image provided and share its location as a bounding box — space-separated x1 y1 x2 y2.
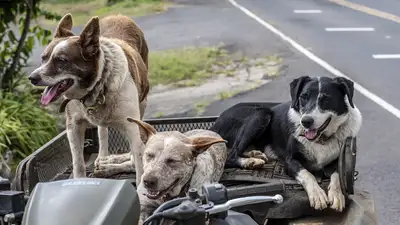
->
22 117 218 192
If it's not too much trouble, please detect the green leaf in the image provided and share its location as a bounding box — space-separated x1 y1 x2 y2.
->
7 30 17 42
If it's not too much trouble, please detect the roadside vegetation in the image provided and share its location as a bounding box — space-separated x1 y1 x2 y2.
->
149 47 233 88
0 0 60 178
39 0 169 26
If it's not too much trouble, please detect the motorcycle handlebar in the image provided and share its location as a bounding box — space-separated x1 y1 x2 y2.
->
206 194 283 215
144 183 285 225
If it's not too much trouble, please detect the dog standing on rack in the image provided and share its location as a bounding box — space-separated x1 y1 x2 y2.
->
211 76 362 211
28 13 149 184
125 118 228 225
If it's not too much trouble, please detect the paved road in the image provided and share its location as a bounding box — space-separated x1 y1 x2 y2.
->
201 0 400 224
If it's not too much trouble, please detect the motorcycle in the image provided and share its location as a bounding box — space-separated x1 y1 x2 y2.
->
1 178 282 225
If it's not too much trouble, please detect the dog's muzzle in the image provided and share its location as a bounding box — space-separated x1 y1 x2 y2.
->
301 116 332 141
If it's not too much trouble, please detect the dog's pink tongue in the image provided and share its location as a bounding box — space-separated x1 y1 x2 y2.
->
41 84 60 106
304 129 317 140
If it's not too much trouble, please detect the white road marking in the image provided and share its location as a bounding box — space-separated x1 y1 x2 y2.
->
227 0 400 120
293 10 322 14
373 54 400 59
325 27 375 32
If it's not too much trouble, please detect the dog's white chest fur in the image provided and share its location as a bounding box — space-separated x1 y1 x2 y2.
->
296 137 341 170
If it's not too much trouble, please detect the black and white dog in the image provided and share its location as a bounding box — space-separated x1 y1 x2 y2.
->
210 76 362 211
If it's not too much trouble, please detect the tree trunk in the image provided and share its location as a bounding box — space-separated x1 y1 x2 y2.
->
1 0 32 91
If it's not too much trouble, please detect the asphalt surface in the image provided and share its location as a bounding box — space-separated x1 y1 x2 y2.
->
202 0 400 224
24 0 400 223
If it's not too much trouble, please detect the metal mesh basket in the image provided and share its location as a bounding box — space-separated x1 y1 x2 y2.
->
106 117 218 155
13 117 220 193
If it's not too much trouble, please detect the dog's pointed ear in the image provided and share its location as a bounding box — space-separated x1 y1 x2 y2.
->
290 76 312 111
189 137 227 156
335 77 355 108
79 16 100 60
54 13 74 38
126 117 157 141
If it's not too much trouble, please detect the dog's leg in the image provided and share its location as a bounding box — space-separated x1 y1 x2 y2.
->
286 137 328 210
94 160 133 177
120 121 144 185
295 168 328 210
97 126 109 157
227 115 270 169
328 171 345 211
96 153 131 165
94 125 131 167
94 126 109 169
66 119 88 178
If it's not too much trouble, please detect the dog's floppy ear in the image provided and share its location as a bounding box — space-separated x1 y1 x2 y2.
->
189 137 227 156
290 76 311 111
335 77 355 108
79 16 100 60
54 13 74 38
126 117 157 141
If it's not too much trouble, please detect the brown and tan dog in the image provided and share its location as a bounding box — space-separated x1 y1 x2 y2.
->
28 13 149 184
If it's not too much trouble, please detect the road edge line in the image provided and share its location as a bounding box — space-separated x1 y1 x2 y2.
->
227 0 400 119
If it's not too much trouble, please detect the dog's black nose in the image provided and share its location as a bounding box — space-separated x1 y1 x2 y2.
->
301 116 314 128
28 75 40 85
143 176 158 189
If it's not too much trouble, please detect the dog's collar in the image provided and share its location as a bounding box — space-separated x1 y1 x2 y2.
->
316 133 334 144
59 93 106 114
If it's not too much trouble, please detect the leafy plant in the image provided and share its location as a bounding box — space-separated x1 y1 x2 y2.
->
0 0 61 177
0 90 58 166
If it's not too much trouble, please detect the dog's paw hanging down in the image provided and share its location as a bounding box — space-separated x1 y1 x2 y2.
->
327 172 346 212
307 183 329 210
297 169 328 210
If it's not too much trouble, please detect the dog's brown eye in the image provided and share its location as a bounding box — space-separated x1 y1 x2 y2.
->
41 54 48 62
54 56 67 63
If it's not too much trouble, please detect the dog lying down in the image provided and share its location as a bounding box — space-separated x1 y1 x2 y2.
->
211 76 362 212
125 118 228 225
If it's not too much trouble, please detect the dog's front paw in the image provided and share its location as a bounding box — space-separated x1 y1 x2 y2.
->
96 154 131 166
93 164 114 178
94 157 107 168
328 187 345 212
241 158 266 169
244 150 268 162
307 184 328 210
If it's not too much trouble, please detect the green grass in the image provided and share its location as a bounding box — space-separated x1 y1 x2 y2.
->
40 0 169 26
149 47 230 87
194 100 211 115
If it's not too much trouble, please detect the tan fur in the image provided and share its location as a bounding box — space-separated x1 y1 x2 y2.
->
124 119 228 225
100 15 149 102
28 13 150 184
